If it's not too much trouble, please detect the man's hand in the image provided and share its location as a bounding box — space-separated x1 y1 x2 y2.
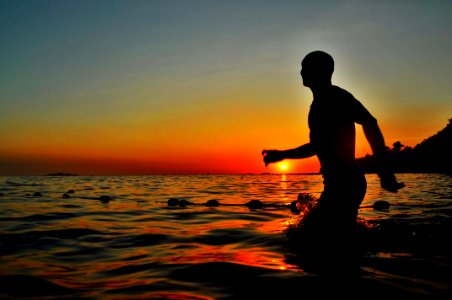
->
262 150 284 166
379 172 405 193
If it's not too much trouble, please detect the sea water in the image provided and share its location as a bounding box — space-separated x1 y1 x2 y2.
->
0 174 451 298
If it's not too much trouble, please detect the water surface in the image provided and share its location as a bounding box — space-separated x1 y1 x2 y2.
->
0 174 451 298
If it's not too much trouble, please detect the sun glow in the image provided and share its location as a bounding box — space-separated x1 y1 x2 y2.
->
280 163 288 172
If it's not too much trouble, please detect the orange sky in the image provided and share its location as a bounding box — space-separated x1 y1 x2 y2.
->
1 1 451 175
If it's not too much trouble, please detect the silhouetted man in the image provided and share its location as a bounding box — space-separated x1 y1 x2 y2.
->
262 51 403 229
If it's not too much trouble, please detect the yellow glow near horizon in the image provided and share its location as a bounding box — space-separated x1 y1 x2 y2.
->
1 2 450 176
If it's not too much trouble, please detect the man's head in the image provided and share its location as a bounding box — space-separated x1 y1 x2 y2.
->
300 51 334 88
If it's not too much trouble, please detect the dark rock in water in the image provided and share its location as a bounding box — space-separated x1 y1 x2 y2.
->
290 200 300 213
178 199 191 207
33 192 42 197
373 200 390 210
0 192 4 197
62 193 70 199
99 195 111 203
67 189 75 194
246 200 263 209
167 198 192 207
26 194 31 197
205 199 220 207
167 198 180 206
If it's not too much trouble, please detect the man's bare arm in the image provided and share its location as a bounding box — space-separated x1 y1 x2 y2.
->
362 118 405 192
362 117 386 155
262 143 315 166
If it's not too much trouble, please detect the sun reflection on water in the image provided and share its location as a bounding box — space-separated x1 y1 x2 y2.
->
0 174 449 298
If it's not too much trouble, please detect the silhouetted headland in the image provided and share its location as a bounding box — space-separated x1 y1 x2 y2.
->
357 118 452 174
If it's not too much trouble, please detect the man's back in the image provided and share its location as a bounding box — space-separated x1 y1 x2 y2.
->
308 85 375 177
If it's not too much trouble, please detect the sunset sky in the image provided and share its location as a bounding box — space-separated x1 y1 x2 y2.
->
1 0 451 175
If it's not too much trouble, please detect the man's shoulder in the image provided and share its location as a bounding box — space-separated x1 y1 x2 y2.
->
331 85 355 99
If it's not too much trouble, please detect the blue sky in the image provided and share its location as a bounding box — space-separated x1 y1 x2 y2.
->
1 0 451 174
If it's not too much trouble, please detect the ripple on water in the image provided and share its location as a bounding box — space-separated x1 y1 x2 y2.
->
107 233 172 249
0 174 450 299
15 212 79 222
0 275 78 298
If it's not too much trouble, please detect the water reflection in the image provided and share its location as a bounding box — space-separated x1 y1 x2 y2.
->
279 174 289 203
0 174 450 298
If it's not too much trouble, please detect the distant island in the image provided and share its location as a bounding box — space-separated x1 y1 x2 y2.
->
357 118 451 174
46 172 79 176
